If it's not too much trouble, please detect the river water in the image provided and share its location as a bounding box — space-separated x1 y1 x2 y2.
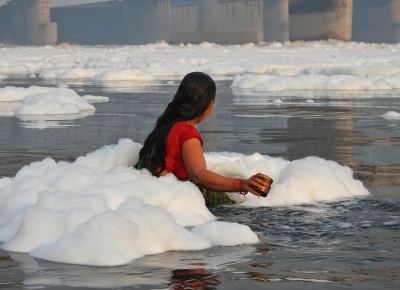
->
0 78 399 289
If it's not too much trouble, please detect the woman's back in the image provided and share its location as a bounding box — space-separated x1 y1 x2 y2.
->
164 121 203 180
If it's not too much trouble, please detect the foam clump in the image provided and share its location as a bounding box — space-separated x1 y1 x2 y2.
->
83 95 109 103
0 86 52 102
382 111 400 119
0 86 108 116
93 69 154 81
28 207 212 266
57 83 68 88
0 139 218 266
204 152 369 207
231 73 400 92
0 139 369 266
191 221 259 246
16 89 95 115
0 40 398 86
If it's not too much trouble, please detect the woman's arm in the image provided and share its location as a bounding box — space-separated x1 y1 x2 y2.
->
182 138 271 196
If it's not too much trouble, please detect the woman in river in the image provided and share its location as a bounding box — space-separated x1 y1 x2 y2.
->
135 72 271 206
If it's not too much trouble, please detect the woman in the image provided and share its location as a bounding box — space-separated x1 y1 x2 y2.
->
136 72 271 206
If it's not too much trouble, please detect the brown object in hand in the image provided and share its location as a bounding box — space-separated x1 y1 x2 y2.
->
252 176 273 197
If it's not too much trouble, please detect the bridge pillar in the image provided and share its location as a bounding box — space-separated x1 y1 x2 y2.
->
122 0 171 45
9 0 57 45
263 0 289 42
328 0 353 41
198 0 218 32
389 0 400 42
289 0 353 42
170 0 262 45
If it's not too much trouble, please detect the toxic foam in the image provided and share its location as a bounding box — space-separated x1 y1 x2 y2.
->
0 139 369 266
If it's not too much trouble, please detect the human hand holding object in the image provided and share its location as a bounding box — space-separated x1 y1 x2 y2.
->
241 173 273 197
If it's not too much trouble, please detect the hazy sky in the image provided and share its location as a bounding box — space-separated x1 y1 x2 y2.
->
0 0 111 7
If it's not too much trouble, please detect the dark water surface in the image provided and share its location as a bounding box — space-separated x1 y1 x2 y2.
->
0 78 399 289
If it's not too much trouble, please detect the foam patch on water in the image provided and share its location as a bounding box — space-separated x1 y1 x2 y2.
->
0 139 369 266
83 95 110 103
0 86 51 102
1 40 400 86
15 90 95 115
0 139 260 266
382 111 400 119
0 102 20 117
231 73 400 92
191 221 259 246
204 152 369 207
93 69 154 81
0 86 107 117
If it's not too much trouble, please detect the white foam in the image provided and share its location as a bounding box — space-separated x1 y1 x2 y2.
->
0 139 369 266
0 86 107 117
231 74 398 91
204 152 369 207
93 69 154 81
15 89 95 115
0 102 20 117
0 86 52 102
382 111 400 119
28 207 212 266
334 222 353 229
0 139 217 266
39 68 98 80
0 40 399 86
301 65 400 78
191 221 259 246
83 95 110 103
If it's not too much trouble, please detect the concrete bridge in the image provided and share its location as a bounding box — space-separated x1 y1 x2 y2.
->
122 0 354 45
0 0 399 45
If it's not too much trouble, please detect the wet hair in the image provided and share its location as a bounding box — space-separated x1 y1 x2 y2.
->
135 72 216 176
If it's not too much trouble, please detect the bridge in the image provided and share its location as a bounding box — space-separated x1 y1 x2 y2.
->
0 0 399 45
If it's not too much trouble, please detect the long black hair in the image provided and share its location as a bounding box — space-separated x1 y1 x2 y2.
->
135 72 216 176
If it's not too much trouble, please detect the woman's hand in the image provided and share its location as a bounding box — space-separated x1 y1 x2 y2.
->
241 173 273 197
182 138 273 195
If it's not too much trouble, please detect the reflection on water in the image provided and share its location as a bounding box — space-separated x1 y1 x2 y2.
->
1 245 255 289
170 269 220 290
8 252 168 289
18 111 95 129
19 120 81 129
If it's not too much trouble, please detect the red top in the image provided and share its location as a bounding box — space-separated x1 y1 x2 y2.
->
165 121 203 180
